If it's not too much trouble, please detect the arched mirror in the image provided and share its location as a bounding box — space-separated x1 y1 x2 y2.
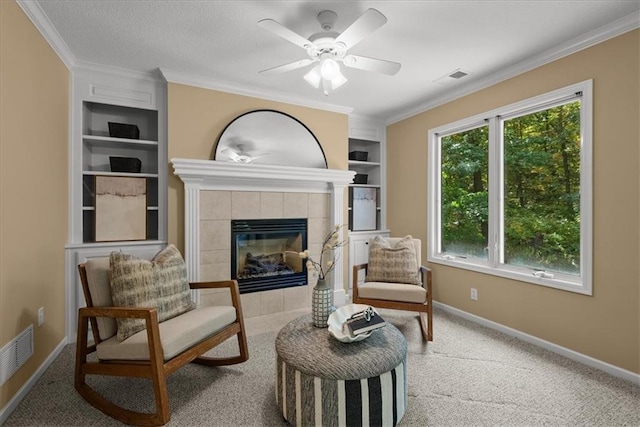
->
213 110 327 168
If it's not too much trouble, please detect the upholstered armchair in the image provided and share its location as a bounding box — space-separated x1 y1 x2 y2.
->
352 236 433 341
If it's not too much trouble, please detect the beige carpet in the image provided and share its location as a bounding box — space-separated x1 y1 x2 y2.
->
5 308 640 426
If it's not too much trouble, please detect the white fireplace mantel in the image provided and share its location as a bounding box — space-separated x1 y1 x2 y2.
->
171 158 356 305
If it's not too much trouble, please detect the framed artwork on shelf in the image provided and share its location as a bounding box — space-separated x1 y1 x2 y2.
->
94 176 147 242
352 187 377 231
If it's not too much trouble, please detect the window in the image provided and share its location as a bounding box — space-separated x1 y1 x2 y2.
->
428 81 592 294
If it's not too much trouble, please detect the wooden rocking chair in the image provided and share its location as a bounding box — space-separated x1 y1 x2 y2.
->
75 258 249 426
353 236 433 341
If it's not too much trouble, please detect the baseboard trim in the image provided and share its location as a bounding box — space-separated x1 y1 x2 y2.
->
433 301 640 385
0 337 68 424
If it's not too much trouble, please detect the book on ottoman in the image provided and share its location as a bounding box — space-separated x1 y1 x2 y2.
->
346 310 387 336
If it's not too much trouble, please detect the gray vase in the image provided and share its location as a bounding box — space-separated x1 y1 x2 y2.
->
311 278 333 328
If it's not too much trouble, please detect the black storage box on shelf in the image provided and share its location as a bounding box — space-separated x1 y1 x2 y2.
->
349 151 368 162
108 122 140 140
353 174 368 184
109 156 142 173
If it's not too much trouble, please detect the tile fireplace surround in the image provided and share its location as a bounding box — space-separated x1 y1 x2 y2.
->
172 158 355 318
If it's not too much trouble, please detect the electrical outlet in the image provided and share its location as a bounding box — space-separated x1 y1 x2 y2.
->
470 288 478 301
37 307 44 326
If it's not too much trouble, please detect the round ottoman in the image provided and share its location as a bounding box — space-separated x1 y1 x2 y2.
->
275 314 407 426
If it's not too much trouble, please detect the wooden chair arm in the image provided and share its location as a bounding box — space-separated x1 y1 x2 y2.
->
78 306 158 320
76 306 162 360
77 305 164 380
353 263 369 271
352 263 369 300
190 279 245 323
419 265 433 294
189 280 238 290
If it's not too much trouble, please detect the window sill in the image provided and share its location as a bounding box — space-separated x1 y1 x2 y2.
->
427 256 592 296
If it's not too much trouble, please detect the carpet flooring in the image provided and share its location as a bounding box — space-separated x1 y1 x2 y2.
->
5 308 640 426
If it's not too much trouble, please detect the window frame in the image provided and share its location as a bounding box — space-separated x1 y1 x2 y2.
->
427 80 593 295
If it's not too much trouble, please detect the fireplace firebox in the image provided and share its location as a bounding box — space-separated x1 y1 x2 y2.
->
231 218 307 294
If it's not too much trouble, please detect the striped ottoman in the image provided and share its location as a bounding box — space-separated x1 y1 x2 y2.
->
275 314 407 426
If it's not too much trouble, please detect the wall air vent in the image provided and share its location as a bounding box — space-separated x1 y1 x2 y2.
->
433 68 470 85
0 324 34 386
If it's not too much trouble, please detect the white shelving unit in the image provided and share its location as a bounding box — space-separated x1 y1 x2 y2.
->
347 117 390 294
80 101 161 242
348 138 383 231
65 67 167 341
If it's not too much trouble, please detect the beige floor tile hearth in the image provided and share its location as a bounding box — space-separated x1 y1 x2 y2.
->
199 284 313 319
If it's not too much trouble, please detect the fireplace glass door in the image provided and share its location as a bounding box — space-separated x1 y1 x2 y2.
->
231 219 307 293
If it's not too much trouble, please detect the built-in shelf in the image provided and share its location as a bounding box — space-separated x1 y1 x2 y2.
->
348 137 384 232
350 184 381 189
347 118 388 292
348 160 380 167
82 171 158 177
79 98 161 243
82 206 159 211
82 135 158 147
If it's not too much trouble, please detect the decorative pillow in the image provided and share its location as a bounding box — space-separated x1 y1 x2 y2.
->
109 245 195 341
365 235 422 285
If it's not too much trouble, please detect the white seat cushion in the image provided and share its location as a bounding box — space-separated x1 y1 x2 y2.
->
96 305 237 361
359 282 427 304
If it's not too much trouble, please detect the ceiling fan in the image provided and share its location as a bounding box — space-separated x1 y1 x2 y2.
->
258 8 401 95
221 143 269 164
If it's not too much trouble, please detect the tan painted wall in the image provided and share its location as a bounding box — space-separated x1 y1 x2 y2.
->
387 30 640 373
166 83 349 277
0 1 69 408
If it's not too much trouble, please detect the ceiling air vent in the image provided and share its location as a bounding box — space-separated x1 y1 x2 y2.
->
449 69 468 79
433 68 470 85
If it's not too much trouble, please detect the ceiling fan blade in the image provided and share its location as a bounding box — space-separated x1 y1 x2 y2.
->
343 54 401 75
258 19 315 50
334 8 387 50
259 59 315 75
221 148 243 162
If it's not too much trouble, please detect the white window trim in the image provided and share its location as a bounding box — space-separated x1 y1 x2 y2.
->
427 80 593 295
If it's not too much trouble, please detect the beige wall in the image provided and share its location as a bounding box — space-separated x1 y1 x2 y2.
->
0 1 69 408
166 83 349 275
387 30 640 373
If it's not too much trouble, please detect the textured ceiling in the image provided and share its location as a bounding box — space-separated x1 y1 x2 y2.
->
33 1 640 121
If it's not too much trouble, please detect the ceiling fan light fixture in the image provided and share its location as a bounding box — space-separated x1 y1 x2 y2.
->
305 61 346 95
328 72 347 90
320 58 340 80
320 72 347 96
304 66 322 88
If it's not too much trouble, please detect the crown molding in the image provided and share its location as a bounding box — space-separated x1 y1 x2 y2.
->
386 11 640 125
160 68 353 115
73 61 164 86
16 0 76 70
348 113 384 125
